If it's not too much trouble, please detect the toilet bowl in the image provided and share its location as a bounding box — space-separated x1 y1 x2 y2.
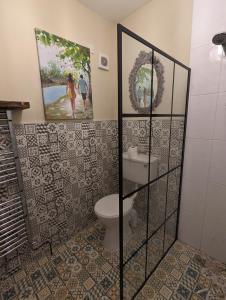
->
94 194 134 250
94 151 159 251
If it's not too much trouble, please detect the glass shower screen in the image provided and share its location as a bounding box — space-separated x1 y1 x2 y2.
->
117 24 191 300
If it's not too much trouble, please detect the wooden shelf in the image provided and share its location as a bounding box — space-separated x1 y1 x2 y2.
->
0 101 30 111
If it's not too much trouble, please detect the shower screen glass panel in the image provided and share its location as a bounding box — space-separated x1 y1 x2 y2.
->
172 64 188 114
152 52 174 115
118 24 190 300
122 117 150 196
122 32 153 115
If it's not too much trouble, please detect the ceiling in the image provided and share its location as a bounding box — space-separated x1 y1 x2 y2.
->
78 0 152 22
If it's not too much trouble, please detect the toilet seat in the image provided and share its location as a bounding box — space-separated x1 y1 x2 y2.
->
94 194 133 219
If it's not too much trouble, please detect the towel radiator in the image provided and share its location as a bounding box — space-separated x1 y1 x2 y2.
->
0 110 28 260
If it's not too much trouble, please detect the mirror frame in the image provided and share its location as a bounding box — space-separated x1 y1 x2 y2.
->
129 51 165 113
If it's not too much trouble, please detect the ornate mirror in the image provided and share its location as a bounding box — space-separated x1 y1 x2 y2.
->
129 51 165 113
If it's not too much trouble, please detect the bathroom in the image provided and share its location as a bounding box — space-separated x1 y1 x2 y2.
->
0 0 226 299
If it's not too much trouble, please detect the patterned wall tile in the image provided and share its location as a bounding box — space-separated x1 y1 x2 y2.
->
14 120 118 248
123 118 184 175
12 118 182 254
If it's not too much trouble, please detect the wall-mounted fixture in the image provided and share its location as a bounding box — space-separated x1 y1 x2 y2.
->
212 32 226 55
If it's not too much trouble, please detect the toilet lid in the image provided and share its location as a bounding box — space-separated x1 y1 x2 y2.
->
94 194 133 219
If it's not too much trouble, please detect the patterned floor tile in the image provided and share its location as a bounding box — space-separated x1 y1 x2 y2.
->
176 283 191 299
1 224 226 300
138 240 226 300
171 268 183 281
159 285 173 299
1 286 18 300
165 274 180 290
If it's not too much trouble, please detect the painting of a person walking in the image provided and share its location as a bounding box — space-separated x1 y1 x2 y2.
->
78 75 88 112
67 73 76 118
35 29 93 120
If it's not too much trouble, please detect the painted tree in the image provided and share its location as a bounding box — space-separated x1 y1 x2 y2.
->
136 66 153 96
35 29 92 101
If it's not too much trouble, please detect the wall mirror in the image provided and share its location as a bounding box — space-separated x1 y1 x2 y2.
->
129 51 165 113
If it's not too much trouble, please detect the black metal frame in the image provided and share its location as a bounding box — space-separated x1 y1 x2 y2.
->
117 24 191 299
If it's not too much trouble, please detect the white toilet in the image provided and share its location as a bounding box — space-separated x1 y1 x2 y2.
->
94 151 158 250
94 193 135 250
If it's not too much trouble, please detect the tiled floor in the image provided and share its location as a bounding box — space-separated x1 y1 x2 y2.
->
137 242 226 300
0 222 225 300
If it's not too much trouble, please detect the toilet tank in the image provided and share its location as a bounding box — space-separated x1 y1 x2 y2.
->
123 152 159 185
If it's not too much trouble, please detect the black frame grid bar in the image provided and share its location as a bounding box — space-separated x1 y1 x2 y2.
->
122 113 186 118
117 23 191 300
118 24 190 71
162 62 176 254
144 49 154 278
123 207 179 267
117 24 124 300
176 68 191 239
122 163 181 200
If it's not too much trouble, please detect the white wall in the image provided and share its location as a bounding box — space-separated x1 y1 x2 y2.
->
0 0 193 124
0 0 117 122
179 0 226 262
122 0 193 65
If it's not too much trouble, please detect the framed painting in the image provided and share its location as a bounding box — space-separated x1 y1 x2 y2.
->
35 29 93 120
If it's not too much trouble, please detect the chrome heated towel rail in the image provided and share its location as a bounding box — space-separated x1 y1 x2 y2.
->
0 110 28 259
